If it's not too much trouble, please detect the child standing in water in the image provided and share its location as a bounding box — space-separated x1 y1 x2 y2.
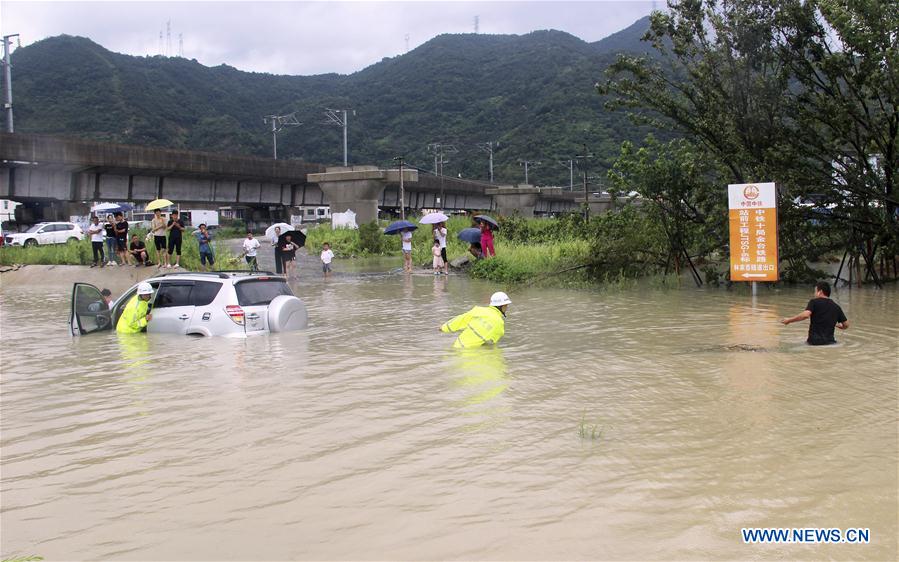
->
432 239 444 275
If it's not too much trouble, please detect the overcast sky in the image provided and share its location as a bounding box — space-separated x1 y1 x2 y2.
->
0 1 655 75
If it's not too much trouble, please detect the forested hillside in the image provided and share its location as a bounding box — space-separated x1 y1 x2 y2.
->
10 16 655 186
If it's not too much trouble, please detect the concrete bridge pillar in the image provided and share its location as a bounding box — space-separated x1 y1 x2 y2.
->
486 185 541 217
308 166 417 226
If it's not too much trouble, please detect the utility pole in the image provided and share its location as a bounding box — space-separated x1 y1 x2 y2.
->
576 144 595 221
477 141 497 182
558 159 574 190
428 143 458 209
263 112 301 159
394 156 406 219
325 108 353 166
518 159 540 185
2 34 19 133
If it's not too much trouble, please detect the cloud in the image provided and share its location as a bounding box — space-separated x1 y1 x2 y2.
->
0 0 653 75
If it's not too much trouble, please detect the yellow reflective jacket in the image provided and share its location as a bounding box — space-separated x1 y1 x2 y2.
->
441 305 505 348
116 294 150 334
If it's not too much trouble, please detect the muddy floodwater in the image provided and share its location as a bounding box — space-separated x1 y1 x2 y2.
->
1 262 896 561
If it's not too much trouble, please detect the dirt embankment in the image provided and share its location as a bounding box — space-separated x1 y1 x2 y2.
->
0 264 160 293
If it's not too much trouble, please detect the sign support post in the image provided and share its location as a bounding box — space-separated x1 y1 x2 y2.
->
728 182 779 286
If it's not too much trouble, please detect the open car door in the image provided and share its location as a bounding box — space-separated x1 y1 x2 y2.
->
70 283 113 336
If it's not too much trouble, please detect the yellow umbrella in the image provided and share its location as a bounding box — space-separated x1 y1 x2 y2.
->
145 198 174 211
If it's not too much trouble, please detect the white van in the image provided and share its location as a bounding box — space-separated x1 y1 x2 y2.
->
183 210 220 229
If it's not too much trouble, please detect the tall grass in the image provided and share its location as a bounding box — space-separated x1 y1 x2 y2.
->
305 215 476 264
0 228 242 270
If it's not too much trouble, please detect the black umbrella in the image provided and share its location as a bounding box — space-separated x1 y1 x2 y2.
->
474 215 499 230
278 230 306 248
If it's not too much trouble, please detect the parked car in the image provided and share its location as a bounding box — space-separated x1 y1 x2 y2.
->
4 222 84 246
70 271 308 337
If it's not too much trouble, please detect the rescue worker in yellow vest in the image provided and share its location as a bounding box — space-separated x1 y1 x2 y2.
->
116 282 154 333
440 291 511 348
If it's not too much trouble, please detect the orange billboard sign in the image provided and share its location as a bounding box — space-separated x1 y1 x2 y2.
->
728 182 779 282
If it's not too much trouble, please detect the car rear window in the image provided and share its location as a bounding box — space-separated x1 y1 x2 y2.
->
235 279 292 306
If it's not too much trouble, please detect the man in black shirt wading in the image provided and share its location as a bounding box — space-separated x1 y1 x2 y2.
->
781 281 849 345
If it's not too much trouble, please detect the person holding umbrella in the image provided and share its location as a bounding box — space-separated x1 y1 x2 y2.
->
384 220 418 273
103 213 118 266
281 233 301 279
457 227 483 260
439 291 512 348
476 215 498 258
150 209 169 268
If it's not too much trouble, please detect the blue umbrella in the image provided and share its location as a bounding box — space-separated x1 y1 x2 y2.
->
384 220 418 235
458 228 482 243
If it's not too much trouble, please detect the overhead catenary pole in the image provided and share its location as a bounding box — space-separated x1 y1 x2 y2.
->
477 141 496 182
263 113 301 159
325 108 353 166
2 34 20 133
427 143 457 209
576 144 595 221
394 156 406 220
519 159 540 185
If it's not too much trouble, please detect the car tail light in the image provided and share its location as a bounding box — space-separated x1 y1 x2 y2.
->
225 305 245 325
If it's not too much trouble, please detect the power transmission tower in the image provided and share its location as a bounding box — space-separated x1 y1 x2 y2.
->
158 29 163 55
474 16 479 33
576 144 595 220
179 33 183 57
2 34 20 133
428 143 458 209
518 159 540 185
263 112 301 159
166 20 172 57
477 141 497 182
404 33 410 53
325 108 354 166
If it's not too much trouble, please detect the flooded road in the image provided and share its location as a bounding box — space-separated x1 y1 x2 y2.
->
1 265 896 561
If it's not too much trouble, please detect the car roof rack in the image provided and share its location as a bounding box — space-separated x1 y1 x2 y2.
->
152 270 282 280
155 271 230 279
214 269 281 276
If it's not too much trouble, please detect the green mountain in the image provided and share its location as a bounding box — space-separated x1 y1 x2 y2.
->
9 16 654 186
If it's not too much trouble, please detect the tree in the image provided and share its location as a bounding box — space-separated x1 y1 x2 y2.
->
600 0 898 284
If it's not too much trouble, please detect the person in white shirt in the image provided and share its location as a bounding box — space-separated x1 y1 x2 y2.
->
241 231 261 272
433 222 449 275
320 242 335 277
401 229 413 273
87 215 106 267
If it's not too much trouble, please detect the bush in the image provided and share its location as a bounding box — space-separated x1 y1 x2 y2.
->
358 221 384 254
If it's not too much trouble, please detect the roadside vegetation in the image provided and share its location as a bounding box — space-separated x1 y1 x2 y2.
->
0 228 243 270
599 0 897 287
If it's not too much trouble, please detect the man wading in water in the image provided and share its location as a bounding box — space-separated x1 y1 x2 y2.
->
781 281 849 345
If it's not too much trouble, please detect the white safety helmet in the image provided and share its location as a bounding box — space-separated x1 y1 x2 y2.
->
490 291 512 307
137 282 154 296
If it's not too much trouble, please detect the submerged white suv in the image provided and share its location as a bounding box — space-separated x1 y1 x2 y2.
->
70 271 308 337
